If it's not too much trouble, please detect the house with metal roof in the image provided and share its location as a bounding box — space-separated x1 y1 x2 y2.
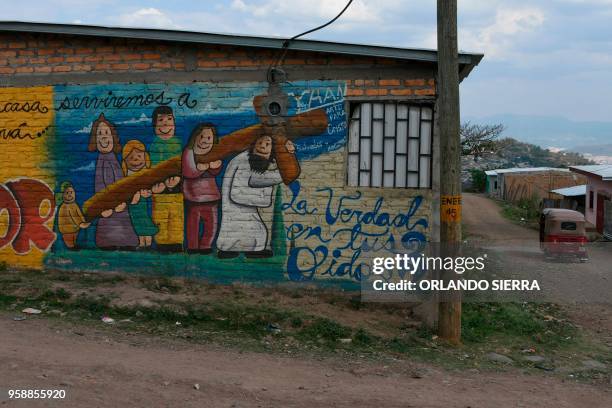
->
484 167 583 204
547 184 587 213
570 165 612 236
0 21 483 282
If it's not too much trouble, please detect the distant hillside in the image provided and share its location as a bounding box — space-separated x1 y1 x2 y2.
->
462 137 593 189
464 114 612 149
570 143 612 156
495 138 594 168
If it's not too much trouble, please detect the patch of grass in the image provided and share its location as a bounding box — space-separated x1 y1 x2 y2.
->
72 294 113 316
461 303 576 346
353 328 375 346
139 276 182 294
0 293 17 307
290 316 304 328
499 197 540 227
0 267 608 379
298 318 351 344
38 288 72 304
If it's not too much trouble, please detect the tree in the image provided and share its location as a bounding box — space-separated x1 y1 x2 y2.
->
460 122 505 161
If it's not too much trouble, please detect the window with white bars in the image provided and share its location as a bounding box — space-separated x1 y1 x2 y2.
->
347 102 433 188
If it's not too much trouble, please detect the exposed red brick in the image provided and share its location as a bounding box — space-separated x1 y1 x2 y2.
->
8 57 28 65
346 88 364 96
143 53 161 60
73 64 92 72
66 56 83 63
235 59 261 67
153 62 172 69
133 62 150 70
414 88 435 96
34 66 52 73
52 65 71 72
103 54 122 62
390 89 413 96
216 60 240 67
15 66 33 73
405 79 426 87
198 60 218 68
122 53 142 61
365 88 388 96
84 55 103 63
379 79 400 86
47 56 64 64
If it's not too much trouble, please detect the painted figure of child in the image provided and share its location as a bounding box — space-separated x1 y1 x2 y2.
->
56 181 90 250
122 140 160 250
182 123 223 253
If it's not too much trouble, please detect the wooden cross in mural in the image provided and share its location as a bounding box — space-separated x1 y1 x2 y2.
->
82 91 328 221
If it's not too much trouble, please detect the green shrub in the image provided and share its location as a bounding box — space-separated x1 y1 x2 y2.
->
469 169 487 192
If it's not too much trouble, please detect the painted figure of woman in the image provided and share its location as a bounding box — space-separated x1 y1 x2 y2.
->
121 139 159 250
182 123 223 253
88 113 138 250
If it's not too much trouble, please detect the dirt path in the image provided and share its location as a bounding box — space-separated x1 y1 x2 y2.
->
462 193 538 243
462 193 612 331
1 315 610 408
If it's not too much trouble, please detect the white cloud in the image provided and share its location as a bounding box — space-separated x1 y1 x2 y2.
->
230 0 383 28
460 6 546 58
116 7 179 29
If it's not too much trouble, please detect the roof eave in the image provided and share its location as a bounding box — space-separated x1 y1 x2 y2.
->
0 21 483 78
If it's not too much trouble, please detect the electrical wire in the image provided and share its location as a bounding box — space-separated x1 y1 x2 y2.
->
269 0 354 81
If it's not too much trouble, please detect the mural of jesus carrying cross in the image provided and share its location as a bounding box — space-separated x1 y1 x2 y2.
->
82 86 329 256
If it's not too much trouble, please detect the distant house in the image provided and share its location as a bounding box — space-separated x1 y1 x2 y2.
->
485 170 499 196
569 165 612 236
484 167 586 203
549 184 587 213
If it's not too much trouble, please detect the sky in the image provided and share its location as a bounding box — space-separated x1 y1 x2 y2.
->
3 0 612 122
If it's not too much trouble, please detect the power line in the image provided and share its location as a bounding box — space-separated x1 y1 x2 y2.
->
269 0 354 81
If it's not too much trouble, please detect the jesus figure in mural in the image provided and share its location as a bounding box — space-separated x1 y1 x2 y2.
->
216 135 295 259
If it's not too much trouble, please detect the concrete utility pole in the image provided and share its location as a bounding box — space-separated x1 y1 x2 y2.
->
437 0 462 344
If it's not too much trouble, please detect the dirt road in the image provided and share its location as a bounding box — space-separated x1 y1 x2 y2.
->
463 193 538 243
462 193 612 343
1 315 610 408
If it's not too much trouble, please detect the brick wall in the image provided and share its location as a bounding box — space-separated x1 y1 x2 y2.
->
0 31 437 286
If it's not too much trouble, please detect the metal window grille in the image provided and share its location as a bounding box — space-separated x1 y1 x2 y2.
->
347 102 433 188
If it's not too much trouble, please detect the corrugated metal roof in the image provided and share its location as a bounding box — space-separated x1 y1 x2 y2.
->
487 167 570 175
550 185 587 197
485 170 498 176
570 165 612 181
0 21 483 79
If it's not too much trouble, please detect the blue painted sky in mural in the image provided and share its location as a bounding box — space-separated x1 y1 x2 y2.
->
52 80 346 208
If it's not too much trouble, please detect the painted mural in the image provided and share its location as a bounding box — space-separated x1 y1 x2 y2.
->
0 81 429 285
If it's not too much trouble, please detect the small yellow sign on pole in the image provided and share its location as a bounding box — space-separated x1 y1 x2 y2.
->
441 195 462 223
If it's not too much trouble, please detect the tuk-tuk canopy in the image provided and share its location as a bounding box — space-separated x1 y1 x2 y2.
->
542 208 585 222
